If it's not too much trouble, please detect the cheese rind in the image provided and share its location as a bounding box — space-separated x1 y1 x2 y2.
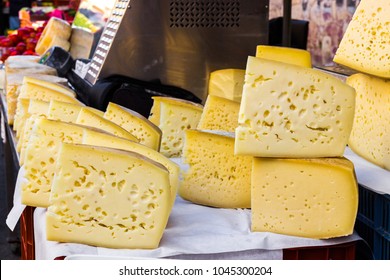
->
346 73 390 170
46 143 171 249
197 95 240 133
180 129 252 208
235 56 356 157
333 0 390 78
251 157 358 239
256 45 312 68
104 102 162 151
208 69 245 102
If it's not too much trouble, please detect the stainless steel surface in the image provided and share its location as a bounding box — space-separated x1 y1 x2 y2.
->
86 0 269 102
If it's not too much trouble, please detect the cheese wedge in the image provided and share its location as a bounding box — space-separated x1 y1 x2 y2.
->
333 0 390 78
197 95 240 133
46 143 171 249
346 73 390 170
208 69 245 102
104 102 162 150
15 99 50 138
18 115 41 160
20 76 76 99
180 130 252 208
256 45 312 68
21 119 88 207
235 57 356 157
82 129 179 207
47 100 85 123
152 97 203 157
76 107 138 142
13 98 30 137
251 157 358 239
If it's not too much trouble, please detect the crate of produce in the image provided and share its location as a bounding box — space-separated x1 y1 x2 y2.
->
355 185 390 260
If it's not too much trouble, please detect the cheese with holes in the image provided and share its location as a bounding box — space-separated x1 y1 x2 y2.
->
235 57 356 157
76 107 138 142
333 0 390 78
82 129 179 207
18 115 41 160
47 100 85 123
46 143 171 249
180 130 252 208
256 45 312 68
251 157 358 239
197 95 240 133
346 73 390 170
208 69 245 102
104 102 162 151
15 99 50 138
153 97 203 157
35 17 72 55
21 118 86 207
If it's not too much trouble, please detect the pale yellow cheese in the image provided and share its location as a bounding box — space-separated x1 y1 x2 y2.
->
21 119 86 207
13 98 30 138
17 115 41 160
180 129 252 208
15 99 50 138
197 95 240 133
46 143 171 249
20 76 76 99
346 73 390 170
47 100 85 123
256 45 312 68
82 129 179 207
154 97 203 157
251 157 358 239
104 102 162 150
76 107 138 142
208 69 245 102
235 57 356 157
333 0 390 78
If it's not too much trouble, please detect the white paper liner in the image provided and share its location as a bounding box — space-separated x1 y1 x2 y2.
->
6 166 27 231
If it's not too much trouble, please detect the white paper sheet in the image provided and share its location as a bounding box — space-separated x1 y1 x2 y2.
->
6 166 27 231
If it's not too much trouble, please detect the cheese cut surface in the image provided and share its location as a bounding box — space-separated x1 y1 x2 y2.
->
333 0 390 78
251 157 358 239
18 115 43 163
13 98 30 137
76 107 139 142
46 143 171 249
82 129 179 207
47 100 85 123
197 95 240 133
21 119 86 207
157 97 203 157
20 76 76 99
346 73 390 170
256 45 312 68
104 102 162 151
235 57 356 157
208 69 245 102
180 130 252 208
15 99 50 138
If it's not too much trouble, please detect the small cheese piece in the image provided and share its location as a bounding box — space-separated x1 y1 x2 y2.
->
152 97 203 157
197 95 240 133
17 115 41 160
76 107 138 142
256 45 312 68
15 99 50 138
346 73 390 170
235 57 356 157
333 0 390 78
46 143 171 249
208 69 245 102
13 98 30 137
180 130 252 208
47 100 85 123
104 102 162 151
20 76 76 99
82 129 179 207
251 157 358 239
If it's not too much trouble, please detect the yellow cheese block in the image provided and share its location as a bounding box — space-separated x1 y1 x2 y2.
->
208 69 245 102
104 102 162 151
46 143 171 249
47 100 85 123
346 73 390 170
256 45 312 68
180 130 252 208
251 157 358 239
152 97 203 157
21 119 86 207
333 0 390 78
15 99 50 138
20 76 76 99
197 95 240 133
13 98 30 137
76 107 138 142
17 115 41 160
235 57 356 157
82 129 179 208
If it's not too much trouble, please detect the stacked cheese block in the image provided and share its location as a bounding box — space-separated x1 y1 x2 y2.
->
333 0 390 171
